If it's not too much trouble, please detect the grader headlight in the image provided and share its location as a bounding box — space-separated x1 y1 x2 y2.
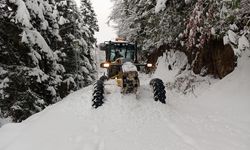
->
103 63 110 68
146 63 153 68
100 62 110 68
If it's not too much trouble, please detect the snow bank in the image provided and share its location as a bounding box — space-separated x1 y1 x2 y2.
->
153 50 188 83
153 50 216 95
238 35 250 50
0 118 11 128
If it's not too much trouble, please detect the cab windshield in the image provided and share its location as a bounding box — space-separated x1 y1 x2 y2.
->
110 45 135 61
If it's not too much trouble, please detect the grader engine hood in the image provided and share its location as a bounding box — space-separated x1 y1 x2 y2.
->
122 62 138 72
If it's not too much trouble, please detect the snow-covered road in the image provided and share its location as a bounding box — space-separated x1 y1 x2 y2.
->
0 55 250 150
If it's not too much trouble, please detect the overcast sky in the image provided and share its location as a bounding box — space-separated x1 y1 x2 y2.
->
76 0 117 43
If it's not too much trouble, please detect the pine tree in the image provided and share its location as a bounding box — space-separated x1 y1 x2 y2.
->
0 0 99 122
0 0 63 122
110 0 192 52
79 0 98 81
55 0 98 90
80 0 99 36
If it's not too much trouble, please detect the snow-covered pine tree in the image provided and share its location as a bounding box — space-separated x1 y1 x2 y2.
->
79 0 98 78
238 0 250 40
55 0 98 93
110 0 193 53
0 0 98 122
109 0 138 42
80 0 99 36
0 0 63 122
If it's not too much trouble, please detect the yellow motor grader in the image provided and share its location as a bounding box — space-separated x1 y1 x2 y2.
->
92 38 166 108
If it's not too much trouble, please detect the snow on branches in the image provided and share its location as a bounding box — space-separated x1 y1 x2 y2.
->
9 0 33 28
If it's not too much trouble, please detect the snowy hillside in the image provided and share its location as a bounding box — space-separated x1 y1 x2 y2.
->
0 55 249 150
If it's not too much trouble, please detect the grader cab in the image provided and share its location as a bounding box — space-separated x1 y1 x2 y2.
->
99 39 152 77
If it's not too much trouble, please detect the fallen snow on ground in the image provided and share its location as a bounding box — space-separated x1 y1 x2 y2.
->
0 56 250 150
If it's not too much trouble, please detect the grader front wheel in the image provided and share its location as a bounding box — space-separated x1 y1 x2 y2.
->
92 80 105 108
150 78 166 104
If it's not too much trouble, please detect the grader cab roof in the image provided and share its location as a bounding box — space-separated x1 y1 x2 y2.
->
99 37 135 48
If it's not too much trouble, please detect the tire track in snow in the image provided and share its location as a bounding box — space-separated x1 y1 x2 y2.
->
164 117 200 150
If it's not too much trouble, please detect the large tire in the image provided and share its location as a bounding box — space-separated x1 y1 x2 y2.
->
150 78 166 104
99 75 108 81
92 80 105 108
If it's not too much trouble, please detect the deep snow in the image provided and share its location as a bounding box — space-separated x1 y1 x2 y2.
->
0 55 250 150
